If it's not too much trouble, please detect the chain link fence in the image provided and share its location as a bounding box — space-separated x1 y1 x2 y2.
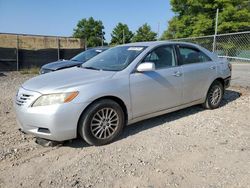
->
0 33 85 71
172 31 250 63
1 31 249 71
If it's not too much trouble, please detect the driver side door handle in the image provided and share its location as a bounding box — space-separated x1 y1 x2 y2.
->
210 66 216 70
172 71 183 77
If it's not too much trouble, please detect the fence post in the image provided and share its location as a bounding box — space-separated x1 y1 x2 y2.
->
16 35 19 71
57 37 60 60
157 22 160 40
123 29 125 44
85 38 87 50
213 8 219 52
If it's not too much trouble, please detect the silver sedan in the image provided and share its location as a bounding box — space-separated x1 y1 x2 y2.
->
15 41 231 145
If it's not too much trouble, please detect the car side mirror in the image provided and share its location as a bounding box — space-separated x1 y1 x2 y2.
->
136 62 155 72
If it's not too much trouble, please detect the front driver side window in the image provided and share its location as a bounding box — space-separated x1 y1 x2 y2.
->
143 46 176 69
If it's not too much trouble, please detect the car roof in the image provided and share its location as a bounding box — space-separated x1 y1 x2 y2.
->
87 46 109 50
120 41 201 48
119 41 216 61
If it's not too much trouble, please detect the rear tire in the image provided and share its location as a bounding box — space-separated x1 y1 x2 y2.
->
78 99 125 146
203 81 224 109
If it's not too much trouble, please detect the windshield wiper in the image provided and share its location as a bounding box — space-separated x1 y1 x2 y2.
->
82 66 101 71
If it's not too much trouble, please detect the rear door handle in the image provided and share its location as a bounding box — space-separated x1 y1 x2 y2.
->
210 66 216 70
172 71 182 77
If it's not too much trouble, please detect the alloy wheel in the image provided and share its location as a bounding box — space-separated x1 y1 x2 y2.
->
90 108 119 139
209 86 222 106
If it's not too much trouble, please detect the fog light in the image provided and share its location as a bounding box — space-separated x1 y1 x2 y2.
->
38 128 50 134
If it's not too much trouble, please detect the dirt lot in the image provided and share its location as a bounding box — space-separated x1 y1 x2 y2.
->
0 72 250 188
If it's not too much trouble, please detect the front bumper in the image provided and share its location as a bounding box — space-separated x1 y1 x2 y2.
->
15 87 88 141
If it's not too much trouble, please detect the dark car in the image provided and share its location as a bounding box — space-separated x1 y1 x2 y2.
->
39 47 109 74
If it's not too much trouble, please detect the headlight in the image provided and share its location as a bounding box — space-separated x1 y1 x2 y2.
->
40 68 52 74
32 92 79 107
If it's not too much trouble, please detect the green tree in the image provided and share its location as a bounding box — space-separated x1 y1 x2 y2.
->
73 17 105 47
132 24 157 42
162 0 250 39
110 23 133 45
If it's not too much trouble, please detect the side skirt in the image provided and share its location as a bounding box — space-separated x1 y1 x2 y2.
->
127 99 203 125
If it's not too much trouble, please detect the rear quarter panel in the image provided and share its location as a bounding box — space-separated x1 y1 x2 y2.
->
216 58 231 79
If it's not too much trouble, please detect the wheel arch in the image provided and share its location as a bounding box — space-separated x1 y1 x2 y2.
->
76 95 128 136
202 77 225 109
204 77 225 100
207 77 225 92
213 77 225 88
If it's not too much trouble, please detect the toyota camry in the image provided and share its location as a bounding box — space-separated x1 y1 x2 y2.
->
15 41 231 146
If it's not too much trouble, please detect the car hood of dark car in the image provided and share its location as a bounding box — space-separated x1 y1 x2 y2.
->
41 60 82 71
22 67 116 93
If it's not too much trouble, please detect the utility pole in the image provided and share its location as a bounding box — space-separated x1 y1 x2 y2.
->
85 37 87 50
123 29 125 44
157 22 160 40
57 37 60 60
101 31 104 47
213 8 219 52
16 35 19 71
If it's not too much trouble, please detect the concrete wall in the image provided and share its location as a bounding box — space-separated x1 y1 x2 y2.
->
0 33 85 71
0 33 85 49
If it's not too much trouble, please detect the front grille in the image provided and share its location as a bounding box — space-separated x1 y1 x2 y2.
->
16 93 33 106
15 87 41 107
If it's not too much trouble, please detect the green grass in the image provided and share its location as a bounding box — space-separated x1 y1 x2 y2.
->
20 67 40 75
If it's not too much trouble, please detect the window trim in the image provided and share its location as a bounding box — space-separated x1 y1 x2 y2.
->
176 44 212 66
132 44 179 73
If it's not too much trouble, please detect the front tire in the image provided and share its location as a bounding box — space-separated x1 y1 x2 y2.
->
203 81 224 109
78 99 125 146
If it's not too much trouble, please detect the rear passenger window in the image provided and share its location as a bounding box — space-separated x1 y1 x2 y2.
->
179 46 212 65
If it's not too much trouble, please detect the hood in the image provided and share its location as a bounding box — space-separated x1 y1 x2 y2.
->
22 67 116 93
41 60 82 70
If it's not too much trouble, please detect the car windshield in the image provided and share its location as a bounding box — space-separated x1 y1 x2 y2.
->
71 49 103 62
81 46 146 71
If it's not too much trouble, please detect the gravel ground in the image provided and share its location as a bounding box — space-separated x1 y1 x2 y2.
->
0 72 250 188
231 63 250 88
